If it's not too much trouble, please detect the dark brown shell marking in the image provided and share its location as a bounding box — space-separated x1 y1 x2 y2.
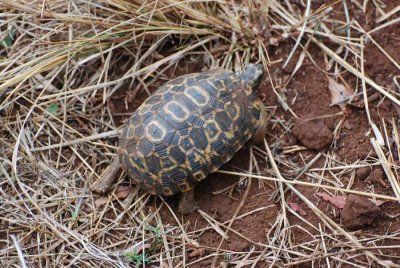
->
118 69 262 195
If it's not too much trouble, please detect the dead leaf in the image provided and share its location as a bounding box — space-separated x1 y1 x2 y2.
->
327 76 355 107
95 185 135 207
316 192 346 209
288 202 306 216
369 199 387 207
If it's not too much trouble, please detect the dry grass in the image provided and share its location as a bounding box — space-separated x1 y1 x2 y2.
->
1 0 400 267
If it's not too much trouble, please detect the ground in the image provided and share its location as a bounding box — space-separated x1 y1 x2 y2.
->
160 13 400 265
1 0 400 267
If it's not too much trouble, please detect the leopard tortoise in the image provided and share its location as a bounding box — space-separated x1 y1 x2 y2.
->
91 63 267 214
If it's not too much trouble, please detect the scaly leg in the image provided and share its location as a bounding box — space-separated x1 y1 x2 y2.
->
178 189 199 214
251 103 268 145
91 156 120 195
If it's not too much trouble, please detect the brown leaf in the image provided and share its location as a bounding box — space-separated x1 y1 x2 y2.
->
316 192 346 209
288 202 306 216
327 76 355 107
95 185 135 207
369 199 387 207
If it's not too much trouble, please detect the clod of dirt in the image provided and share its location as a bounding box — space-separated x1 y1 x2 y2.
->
288 202 307 216
356 167 371 180
227 240 251 252
291 120 333 150
188 248 205 258
342 194 382 229
368 168 387 187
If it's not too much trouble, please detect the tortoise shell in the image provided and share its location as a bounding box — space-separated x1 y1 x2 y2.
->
118 64 264 196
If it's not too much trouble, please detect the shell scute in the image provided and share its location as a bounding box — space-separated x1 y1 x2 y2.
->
119 66 263 195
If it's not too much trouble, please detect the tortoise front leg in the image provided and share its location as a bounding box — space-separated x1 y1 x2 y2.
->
251 103 268 145
91 156 120 195
178 189 199 214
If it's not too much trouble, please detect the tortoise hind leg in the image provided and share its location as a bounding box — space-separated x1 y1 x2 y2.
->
178 189 199 215
91 156 120 195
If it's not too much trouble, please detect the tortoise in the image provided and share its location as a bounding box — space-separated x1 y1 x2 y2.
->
91 63 267 214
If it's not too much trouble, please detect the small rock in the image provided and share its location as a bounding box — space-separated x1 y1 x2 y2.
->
342 194 382 229
369 168 383 179
292 120 334 150
356 167 371 180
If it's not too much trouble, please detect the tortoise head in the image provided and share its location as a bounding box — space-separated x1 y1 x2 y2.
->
238 63 264 90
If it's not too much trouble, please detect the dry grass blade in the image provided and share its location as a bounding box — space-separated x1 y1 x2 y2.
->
371 138 400 201
376 5 400 23
312 37 400 106
368 16 400 34
262 139 386 266
30 129 119 151
9 235 28 268
216 170 400 202
197 210 229 240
